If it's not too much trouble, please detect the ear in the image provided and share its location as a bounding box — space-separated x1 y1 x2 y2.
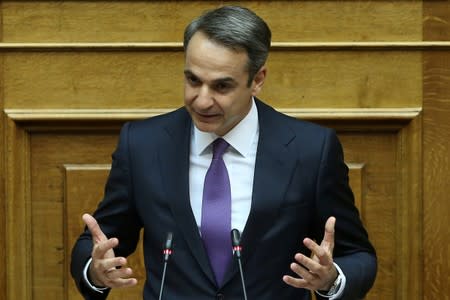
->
251 66 267 96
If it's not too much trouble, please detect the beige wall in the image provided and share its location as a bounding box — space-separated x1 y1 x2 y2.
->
1 1 449 299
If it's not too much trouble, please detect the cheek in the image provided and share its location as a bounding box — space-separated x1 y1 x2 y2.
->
213 97 230 113
229 94 250 113
184 86 195 104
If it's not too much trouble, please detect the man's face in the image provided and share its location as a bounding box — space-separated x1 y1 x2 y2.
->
184 31 266 136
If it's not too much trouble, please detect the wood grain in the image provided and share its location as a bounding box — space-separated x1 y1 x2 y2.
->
423 2 450 299
5 117 32 300
423 51 450 300
424 0 450 41
348 163 365 221
396 115 423 299
0 3 7 298
3 51 421 109
2 1 421 42
30 131 119 299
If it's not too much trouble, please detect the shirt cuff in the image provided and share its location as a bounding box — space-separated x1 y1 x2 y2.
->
83 257 109 293
315 262 346 299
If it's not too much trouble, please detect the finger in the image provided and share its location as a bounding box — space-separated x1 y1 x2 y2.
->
105 277 138 289
100 265 137 288
321 216 336 250
92 238 119 260
83 213 107 243
303 238 333 267
293 252 327 276
104 266 134 281
89 256 128 287
282 275 308 289
92 256 125 273
290 261 317 283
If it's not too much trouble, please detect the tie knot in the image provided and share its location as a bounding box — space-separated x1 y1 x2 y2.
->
212 138 229 159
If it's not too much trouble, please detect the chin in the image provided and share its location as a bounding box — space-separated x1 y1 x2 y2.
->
194 122 217 133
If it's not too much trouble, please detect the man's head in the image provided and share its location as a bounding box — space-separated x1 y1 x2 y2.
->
183 6 271 136
184 6 271 86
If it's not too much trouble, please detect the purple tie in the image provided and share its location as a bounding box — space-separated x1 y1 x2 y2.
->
201 138 232 284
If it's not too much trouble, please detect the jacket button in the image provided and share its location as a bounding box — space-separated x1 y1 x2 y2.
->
216 293 224 300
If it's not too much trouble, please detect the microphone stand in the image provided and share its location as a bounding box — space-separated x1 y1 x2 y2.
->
231 229 248 300
158 232 173 300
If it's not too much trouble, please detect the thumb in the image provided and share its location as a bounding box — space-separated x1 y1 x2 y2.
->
82 213 107 244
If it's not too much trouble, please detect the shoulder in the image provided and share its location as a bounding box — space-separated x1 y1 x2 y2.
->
255 98 335 140
127 106 190 131
116 106 191 147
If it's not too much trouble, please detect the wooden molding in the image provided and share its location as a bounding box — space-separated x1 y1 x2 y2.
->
4 117 32 300
395 113 423 298
347 163 366 220
4 107 421 121
1 42 450 51
4 108 422 133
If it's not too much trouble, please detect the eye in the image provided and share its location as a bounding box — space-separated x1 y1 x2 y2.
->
213 82 232 93
186 74 201 86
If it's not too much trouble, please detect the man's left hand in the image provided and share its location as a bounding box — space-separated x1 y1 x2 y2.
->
283 216 338 291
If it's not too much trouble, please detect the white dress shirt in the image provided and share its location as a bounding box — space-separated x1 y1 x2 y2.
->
189 99 259 233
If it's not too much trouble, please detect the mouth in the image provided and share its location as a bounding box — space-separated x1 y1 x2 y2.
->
195 112 220 121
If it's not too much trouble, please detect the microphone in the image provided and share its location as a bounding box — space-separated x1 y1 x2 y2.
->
163 232 173 262
231 229 248 300
158 232 173 300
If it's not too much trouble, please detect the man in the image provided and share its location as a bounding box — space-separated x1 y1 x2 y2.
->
71 6 377 300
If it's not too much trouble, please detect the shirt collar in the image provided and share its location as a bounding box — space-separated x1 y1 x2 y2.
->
191 98 259 157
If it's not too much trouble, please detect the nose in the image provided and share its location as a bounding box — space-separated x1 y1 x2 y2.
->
195 85 214 109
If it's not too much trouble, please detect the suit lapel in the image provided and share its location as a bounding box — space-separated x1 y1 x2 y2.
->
159 108 216 285
223 100 297 285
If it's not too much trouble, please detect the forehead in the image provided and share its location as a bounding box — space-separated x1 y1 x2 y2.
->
185 32 249 80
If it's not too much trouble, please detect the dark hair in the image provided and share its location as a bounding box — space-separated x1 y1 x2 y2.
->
184 6 271 86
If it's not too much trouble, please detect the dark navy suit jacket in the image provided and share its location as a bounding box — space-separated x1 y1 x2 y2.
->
71 99 377 299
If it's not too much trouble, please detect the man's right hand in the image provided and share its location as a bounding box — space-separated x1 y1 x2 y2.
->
82 213 138 288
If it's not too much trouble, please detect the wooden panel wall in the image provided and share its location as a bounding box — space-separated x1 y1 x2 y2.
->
0 1 6 297
0 1 448 300
423 2 450 299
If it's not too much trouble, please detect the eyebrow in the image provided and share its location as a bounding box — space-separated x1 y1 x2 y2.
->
184 70 237 85
212 77 237 87
184 70 195 77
